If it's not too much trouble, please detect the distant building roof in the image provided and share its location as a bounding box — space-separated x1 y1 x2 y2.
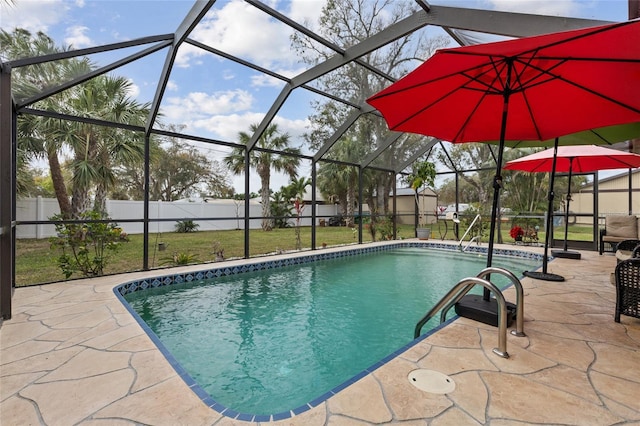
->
581 168 640 189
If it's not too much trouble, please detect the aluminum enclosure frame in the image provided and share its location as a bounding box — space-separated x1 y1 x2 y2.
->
0 0 616 319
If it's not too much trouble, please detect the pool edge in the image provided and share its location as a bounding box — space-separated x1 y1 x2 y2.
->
112 241 547 421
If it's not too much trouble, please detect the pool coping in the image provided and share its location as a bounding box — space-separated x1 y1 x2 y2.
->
113 241 546 422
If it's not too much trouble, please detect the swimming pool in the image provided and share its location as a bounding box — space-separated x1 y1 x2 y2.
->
116 242 542 421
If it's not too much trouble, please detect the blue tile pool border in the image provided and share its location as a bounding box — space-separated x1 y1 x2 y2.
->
113 241 546 422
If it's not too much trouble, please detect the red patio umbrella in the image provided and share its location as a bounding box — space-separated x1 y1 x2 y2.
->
505 144 640 276
504 145 640 173
367 19 640 272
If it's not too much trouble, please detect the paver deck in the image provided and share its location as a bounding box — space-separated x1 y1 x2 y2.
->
2 242 639 425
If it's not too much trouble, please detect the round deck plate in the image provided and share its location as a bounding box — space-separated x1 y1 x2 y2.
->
408 369 455 394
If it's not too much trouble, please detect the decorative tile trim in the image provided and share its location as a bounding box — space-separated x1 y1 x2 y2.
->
113 241 545 421
115 242 544 298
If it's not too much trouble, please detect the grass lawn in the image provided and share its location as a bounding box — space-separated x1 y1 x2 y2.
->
15 221 594 287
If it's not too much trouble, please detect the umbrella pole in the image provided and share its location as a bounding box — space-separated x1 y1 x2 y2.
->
523 139 565 282
551 158 581 260
563 161 574 251
483 130 508 300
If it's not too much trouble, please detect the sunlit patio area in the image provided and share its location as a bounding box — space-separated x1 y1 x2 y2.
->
2 241 639 425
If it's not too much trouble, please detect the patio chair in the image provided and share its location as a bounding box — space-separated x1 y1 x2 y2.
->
614 258 640 322
615 239 640 263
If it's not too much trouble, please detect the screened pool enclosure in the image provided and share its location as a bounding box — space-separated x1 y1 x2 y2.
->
1 0 636 319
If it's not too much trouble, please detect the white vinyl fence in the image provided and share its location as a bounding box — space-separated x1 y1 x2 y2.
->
16 197 341 239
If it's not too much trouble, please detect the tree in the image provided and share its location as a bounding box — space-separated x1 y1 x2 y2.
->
292 0 450 219
269 190 293 229
66 75 150 216
435 144 497 208
4 28 87 217
4 28 150 218
225 123 301 231
116 134 229 202
317 160 358 226
205 160 235 199
231 193 259 230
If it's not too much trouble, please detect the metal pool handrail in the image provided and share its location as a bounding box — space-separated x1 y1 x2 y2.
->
437 267 526 337
476 267 525 337
458 214 481 251
414 276 511 358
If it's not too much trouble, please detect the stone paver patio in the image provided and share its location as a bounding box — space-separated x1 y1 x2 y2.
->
2 242 640 425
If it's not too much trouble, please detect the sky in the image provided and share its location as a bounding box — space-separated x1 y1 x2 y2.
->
0 0 633 195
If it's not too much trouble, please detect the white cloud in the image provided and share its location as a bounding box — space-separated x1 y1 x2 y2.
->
166 80 178 91
161 89 255 130
250 64 309 87
126 79 140 99
250 74 287 88
64 25 92 48
192 112 268 140
175 0 297 69
288 0 326 30
0 0 70 33
487 0 579 17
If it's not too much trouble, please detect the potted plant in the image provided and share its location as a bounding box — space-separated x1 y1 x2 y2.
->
406 161 436 240
510 225 524 242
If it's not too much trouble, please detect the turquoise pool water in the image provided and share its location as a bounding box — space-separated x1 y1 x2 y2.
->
123 246 540 417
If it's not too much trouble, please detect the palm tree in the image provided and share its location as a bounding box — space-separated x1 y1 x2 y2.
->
5 29 149 218
4 28 91 217
64 75 149 216
283 176 311 201
317 136 363 227
225 123 301 231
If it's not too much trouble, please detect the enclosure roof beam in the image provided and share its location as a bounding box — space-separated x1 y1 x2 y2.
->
17 41 172 109
360 132 403 169
7 34 174 68
185 39 362 109
396 138 439 173
245 0 395 82
419 5 611 37
174 0 216 45
313 108 363 162
21 108 146 132
145 1 216 133
437 140 460 173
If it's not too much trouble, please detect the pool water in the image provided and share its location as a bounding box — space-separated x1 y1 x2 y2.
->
124 247 539 416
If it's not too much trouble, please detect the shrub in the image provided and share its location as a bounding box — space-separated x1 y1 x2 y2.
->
175 220 199 233
161 252 199 266
49 212 129 279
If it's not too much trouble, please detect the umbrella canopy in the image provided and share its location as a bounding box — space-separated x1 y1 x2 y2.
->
505 144 640 268
367 19 640 271
367 20 640 143
503 145 640 173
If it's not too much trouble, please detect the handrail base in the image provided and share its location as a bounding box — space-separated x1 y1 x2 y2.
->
492 348 509 358
455 295 516 328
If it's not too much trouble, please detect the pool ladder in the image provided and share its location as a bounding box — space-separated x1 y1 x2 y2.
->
414 267 525 358
458 214 482 252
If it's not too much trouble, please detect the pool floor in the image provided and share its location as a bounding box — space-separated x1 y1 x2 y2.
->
2 241 640 424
